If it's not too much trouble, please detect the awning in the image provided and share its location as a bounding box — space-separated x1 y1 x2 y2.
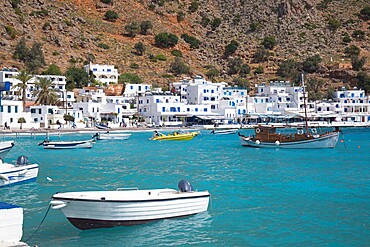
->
194 115 225 120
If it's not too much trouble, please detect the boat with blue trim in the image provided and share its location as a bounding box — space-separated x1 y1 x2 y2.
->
39 139 94 149
50 180 210 230
0 156 39 187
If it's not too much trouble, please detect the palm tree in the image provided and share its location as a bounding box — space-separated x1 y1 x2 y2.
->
13 70 32 112
33 77 60 105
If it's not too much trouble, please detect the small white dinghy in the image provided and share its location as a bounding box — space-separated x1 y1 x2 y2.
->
0 156 39 187
38 139 94 149
92 132 131 140
50 180 210 230
0 141 15 158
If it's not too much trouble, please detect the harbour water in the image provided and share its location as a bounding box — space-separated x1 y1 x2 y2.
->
0 128 369 246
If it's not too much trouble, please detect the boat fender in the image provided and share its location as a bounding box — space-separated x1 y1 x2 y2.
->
255 128 261 134
297 129 304 135
178 180 193 192
275 140 280 145
255 140 261 145
16 156 29 166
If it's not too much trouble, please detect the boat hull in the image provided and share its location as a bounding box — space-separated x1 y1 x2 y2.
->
42 140 93 149
51 189 210 230
150 132 199 141
240 132 339 149
0 141 15 158
0 164 39 187
211 129 238 135
97 133 131 140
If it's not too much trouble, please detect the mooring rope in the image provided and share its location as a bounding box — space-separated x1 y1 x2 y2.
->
24 204 52 243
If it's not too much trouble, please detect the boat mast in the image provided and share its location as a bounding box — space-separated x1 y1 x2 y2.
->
302 73 309 134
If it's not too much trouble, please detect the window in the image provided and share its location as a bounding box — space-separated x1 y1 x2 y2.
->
170 107 176 112
177 107 180 112
8 106 11 113
138 86 142 91
0 106 2 112
162 107 165 112
203 89 206 93
15 106 18 113
211 90 214 93
204 108 207 112
156 99 159 103
48 109 53 114
93 68 97 71
107 69 111 72
130 86 133 90
187 108 190 112
34 118 38 122
195 108 198 112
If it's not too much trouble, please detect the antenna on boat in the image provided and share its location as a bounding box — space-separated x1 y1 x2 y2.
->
302 73 309 135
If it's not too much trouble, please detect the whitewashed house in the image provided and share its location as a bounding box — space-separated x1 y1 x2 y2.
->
0 100 35 129
216 86 248 123
84 62 119 85
123 83 151 97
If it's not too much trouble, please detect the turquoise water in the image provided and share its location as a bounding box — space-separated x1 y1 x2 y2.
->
0 128 369 246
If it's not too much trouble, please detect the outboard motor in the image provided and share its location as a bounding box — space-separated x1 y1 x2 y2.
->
16 155 29 166
178 180 193 192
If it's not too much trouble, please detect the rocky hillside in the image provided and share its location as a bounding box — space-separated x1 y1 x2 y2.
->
1 0 369 89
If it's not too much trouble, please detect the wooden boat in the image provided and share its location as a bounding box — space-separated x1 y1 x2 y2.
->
0 141 15 158
0 156 39 187
149 130 200 141
50 180 210 230
92 132 131 140
238 74 340 149
210 129 238 135
38 139 94 149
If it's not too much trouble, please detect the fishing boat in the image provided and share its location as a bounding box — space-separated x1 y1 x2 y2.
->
95 123 110 130
50 180 210 230
149 130 200 141
38 139 94 149
0 156 39 187
238 74 340 149
210 129 238 135
0 141 15 158
92 132 131 140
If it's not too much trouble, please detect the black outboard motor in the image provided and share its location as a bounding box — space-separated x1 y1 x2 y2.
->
178 180 193 192
16 156 29 166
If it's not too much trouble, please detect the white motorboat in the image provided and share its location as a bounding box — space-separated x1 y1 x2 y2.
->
92 132 131 140
0 141 15 158
210 129 238 135
50 180 210 230
0 156 39 187
39 139 94 149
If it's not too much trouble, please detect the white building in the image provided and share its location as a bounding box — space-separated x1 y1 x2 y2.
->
123 84 151 97
0 100 36 129
216 86 248 123
84 63 119 85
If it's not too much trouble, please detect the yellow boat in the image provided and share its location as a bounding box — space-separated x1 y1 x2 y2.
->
149 130 200 141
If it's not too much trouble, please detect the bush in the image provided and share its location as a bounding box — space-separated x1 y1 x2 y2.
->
140 20 152 35
101 0 113 4
211 18 221 30
277 59 300 79
5 26 16 39
302 55 322 73
253 47 270 63
342 34 352 43
328 18 341 31
181 34 201 49
249 22 260 32
104 10 118 22
65 67 90 89
154 32 178 48
200 16 210 27
134 42 145 56
188 1 199 13
356 72 370 94
239 64 251 77
351 56 367 71
11 0 21 8
119 73 143 84
223 40 239 58
233 77 249 88
254 66 264 74
227 57 243 75
130 63 139 69
205 67 220 79
352 30 365 40
171 50 182 57
169 57 190 75
151 54 167 62
344 45 360 57
125 22 140 37
262 36 276 50
177 11 185 22
97 43 110 49
42 64 62 75
359 6 370 21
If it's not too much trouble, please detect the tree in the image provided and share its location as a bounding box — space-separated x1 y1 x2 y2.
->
352 30 365 40
169 58 190 75
140 20 152 35
205 67 220 79
356 72 370 94
18 117 26 130
210 18 221 30
344 45 360 57
352 56 367 71
254 66 264 74
33 77 60 105
177 11 185 22
181 34 201 49
154 33 178 48
302 55 322 73
13 70 32 112
64 114 75 125
223 40 239 58
188 1 199 13
253 47 270 63
119 73 143 84
233 77 249 89
261 36 276 50
277 59 300 79
227 57 243 75
359 6 370 21
42 64 62 75
306 78 324 101
25 42 46 73
64 67 89 90
239 64 251 77
104 10 118 22
125 22 140 37
134 42 146 56
13 37 29 61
